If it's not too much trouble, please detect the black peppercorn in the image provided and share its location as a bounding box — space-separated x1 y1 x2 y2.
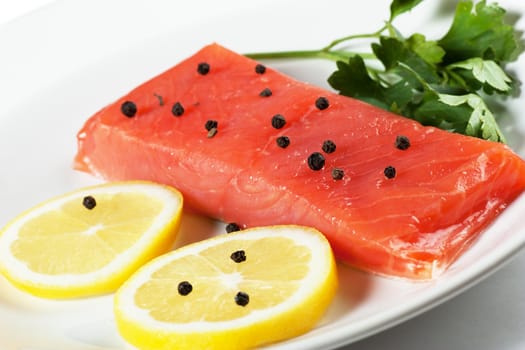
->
225 222 241 233
205 120 218 131
315 97 329 110
276 136 290 148
120 101 137 118
172 102 185 117
255 64 266 74
322 140 336 154
197 62 210 75
177 281 193 296
332 168 344 180
230 250 247 263
395 135 411 150
235 291 250 306
271 114 286 129
259 88 272 97
82 196 96 210
307 152 325 171
384 166 396 179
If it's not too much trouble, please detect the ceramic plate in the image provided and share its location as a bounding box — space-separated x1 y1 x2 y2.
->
1 1 524 349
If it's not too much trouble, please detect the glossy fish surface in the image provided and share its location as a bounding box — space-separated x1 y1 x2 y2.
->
75 44 525 279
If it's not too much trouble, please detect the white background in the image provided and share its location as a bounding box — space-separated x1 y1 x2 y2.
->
0 1 524 350
0 0 54 25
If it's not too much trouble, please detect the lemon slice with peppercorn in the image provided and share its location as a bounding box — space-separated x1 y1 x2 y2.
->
0 181 183 298
114 225 337 350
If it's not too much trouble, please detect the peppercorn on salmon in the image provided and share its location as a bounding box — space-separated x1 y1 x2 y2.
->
74 43 525 279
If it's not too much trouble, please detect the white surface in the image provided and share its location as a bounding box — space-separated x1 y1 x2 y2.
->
0 1 524 349
0 0 54 25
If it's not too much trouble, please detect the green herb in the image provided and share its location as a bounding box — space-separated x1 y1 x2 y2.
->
246 0 522 142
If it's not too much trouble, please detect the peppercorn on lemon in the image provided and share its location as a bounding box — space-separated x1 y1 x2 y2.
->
114 225 337 350
0 181 183 298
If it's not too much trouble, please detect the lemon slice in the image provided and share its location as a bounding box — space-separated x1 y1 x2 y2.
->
114 225 337 350
0 181 183 298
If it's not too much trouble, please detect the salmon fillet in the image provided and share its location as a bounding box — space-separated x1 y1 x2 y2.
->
74 43 525 279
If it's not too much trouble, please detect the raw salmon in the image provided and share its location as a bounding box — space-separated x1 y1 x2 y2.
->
74 43 525 279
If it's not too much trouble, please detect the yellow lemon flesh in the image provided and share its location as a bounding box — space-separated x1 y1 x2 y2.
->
0 181 183 298
114 225 337 350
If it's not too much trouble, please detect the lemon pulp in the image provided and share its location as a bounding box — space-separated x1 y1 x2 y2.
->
0 181 183 298
114 225 338 350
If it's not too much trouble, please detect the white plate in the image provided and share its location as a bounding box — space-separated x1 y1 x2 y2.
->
1 1 524 349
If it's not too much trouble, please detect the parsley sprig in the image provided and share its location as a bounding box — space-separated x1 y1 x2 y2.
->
246 0 522 142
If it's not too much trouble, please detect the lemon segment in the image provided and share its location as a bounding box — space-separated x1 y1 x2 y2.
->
114 225 338 350
0 181 183 298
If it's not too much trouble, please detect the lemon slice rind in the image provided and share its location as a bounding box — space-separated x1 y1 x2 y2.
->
114 225 337 349
0 181 183 298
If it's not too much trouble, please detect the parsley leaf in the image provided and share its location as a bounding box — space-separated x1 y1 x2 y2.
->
405 34 445 65
414 93 473 132
372 36 441 84
438 93 505 142
438 0 519 63
246 0 522 143
390 0 424 21
327 56 387 109
448 58 512 93
327 56 414 112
